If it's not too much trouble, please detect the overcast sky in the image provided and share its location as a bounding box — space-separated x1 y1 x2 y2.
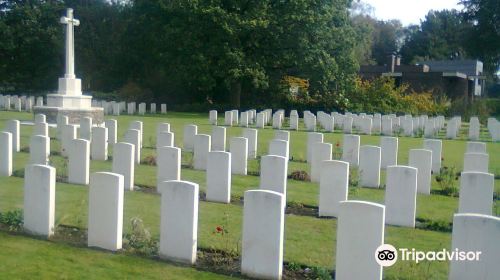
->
363 0 463 25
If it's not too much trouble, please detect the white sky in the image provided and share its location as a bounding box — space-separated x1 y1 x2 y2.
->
363 0 463 25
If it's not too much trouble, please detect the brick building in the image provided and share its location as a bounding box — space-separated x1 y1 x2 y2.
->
359 55 485 100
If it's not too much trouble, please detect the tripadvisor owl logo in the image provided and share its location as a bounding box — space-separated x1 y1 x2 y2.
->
375 244 398 267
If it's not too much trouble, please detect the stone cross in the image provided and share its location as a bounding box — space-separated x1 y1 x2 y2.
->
60 8 80 79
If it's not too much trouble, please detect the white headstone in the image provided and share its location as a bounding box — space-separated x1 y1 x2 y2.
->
124 129 141 164
80 117 92 141
458 172 494 215
242 128 258 159
463 152 489 173
193 134 211 170
157 122 170 133
88 172 124 251
423 139 442 173
468 117 480 140
157 146 181 189
311 142 332 183
157 131 174 148
466 141 486 153
241 190 285 280
112 142 135 191
319 160 349 217
230 137 248 175
0 132 12 176
33 122 49 137
449 214 500 280
211 126 226 151
61 124 77 157
29 135 50 165
104 119 117 145
158 180 199 264
209 110 218 125
385 166 417 227
380 137 398 169
129 121 143 148
240 111 249 127
275 130 290 142
343 117 353 134
91 126 108 161
335 201 385 280
259 155 288 198
307 132 324 163
35 114 46 124
5 120 20 152
68 139 90 185
23 164 55 238
225 111 233 126
183 124 198 152
359 145 381 188
408 149 433 195
341 134 360 166
381 117 393 136
256 112 266 128
206 151 231 203
269 139 289 160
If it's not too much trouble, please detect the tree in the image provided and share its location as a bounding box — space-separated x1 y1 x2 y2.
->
399 9 470 64
460 0 500 73
349 1 404 66
0 1 64 92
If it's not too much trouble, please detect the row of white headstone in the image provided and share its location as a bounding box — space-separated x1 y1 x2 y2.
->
210 109 500 141
0 95 43 112
1 113 498 279
92 100 167 116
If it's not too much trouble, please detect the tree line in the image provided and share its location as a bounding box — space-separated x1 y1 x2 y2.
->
0 0 498 110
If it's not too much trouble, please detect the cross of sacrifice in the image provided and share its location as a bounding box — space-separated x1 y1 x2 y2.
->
60 8 80 79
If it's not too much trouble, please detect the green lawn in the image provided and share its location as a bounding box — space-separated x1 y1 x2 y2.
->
0 111 498 279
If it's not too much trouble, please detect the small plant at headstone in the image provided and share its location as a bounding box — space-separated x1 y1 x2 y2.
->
50 157 68 182
74 199 87 229
349 168 360 195
0 209 23 231
415 128 424 138
123 217 158 257
287 262 301 271
288 170 311 181
141 155 156 166
395 127 404 137
494 200 499 216
207 212 239 268
435 166 459 196
307 266 332 280
12 169 24 178
147 136 155 149
332 141 342 160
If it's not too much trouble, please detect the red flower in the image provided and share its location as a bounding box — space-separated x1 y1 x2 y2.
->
216 226 223 233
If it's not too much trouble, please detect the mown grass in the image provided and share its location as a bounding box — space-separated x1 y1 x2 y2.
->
0 111 499 279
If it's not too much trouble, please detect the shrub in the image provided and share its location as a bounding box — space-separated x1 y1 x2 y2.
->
123 217 158 257
435 166 459 196
0 209 23 231
448 97 491 123
141 155 157 166
347 77 448 115
288 170 311 182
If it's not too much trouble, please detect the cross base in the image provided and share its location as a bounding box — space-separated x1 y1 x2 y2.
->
58 77 82 96
46 93 92 109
